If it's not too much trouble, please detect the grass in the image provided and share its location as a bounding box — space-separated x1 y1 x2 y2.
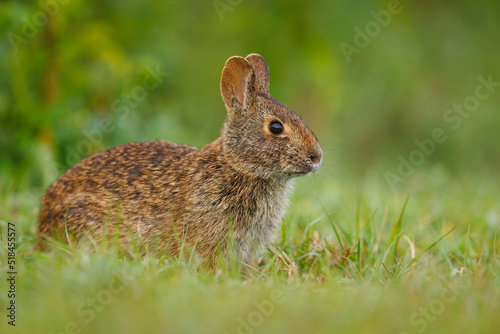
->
0 170 499 334
2 1 500 332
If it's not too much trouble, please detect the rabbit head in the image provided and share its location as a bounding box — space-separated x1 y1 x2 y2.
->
220 54 322 180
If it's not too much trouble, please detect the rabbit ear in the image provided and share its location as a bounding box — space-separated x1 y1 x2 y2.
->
245 54 270 94
220 56 256 113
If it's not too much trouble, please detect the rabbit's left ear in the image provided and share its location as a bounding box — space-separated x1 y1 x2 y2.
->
220 56 256 113
246 54 269 95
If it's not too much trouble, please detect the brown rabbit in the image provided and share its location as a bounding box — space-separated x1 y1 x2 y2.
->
37 54 322 266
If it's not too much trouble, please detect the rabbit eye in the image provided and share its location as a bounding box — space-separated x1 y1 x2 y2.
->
269 120 283 134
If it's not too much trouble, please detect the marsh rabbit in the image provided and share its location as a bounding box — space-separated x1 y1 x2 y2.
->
37 54 323 266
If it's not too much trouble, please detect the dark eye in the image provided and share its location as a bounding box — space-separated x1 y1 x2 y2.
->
269 120 283 134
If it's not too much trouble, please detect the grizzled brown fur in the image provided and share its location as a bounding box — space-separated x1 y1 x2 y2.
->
37 54 323 265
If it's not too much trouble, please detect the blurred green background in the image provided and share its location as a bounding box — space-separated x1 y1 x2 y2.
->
1 2 500 334
1 0 499 201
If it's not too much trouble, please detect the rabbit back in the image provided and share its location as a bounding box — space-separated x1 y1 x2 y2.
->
37 141 197 247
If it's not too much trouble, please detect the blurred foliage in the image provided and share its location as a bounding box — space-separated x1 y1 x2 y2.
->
1 3 499 333
0 0 499 191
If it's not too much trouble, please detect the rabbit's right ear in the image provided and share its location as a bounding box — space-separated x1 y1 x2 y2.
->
220 56 256 114
245 54 270 95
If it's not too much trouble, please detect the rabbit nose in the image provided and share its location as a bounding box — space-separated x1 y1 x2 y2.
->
310 153 322 164
309 145 323 165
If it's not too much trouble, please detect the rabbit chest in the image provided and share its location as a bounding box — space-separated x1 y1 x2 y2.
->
185 162 294 259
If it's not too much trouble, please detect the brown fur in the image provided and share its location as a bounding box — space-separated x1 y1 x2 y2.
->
37 54 323 265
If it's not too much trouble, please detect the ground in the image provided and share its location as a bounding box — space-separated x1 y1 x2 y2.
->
1 170 498 334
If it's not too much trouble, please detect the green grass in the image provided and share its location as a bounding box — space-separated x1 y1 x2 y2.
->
1 171 499 334
1 1 500 332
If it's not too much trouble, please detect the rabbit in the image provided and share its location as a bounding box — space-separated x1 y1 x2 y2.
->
37 54 323 266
